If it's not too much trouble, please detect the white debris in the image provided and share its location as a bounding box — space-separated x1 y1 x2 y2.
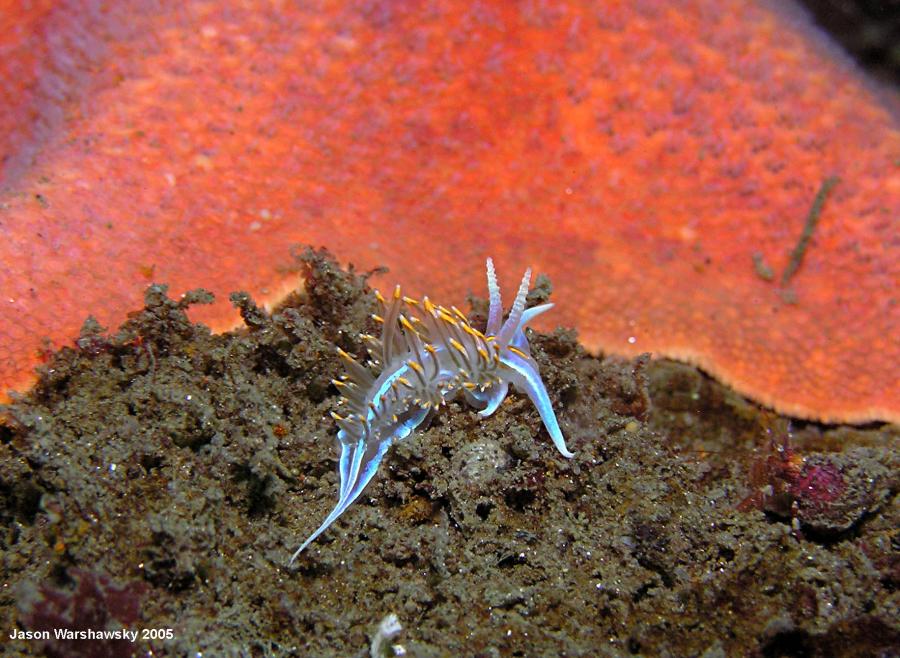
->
370 613 406 658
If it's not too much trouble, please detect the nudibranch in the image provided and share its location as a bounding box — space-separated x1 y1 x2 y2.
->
289 258 573 563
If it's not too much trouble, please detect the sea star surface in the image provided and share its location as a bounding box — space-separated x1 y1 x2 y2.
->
1 1 898 423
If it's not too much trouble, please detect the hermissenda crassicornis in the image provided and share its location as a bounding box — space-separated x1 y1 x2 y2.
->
289 258 573 563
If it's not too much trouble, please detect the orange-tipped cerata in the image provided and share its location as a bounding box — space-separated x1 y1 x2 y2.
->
1 1 898 423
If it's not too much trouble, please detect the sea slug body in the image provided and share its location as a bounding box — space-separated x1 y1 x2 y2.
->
290 258 573 563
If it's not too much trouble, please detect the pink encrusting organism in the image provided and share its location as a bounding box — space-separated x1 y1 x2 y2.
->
290 258 573 563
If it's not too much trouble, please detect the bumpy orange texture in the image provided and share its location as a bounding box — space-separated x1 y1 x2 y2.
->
1 1 898 423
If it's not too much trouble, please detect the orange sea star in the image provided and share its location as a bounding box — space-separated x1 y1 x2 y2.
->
1 1 898 423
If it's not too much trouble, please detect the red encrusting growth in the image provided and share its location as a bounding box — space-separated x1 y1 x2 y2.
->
0 1 898 423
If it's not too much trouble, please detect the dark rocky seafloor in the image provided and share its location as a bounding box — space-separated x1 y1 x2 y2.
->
1 248 897 657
